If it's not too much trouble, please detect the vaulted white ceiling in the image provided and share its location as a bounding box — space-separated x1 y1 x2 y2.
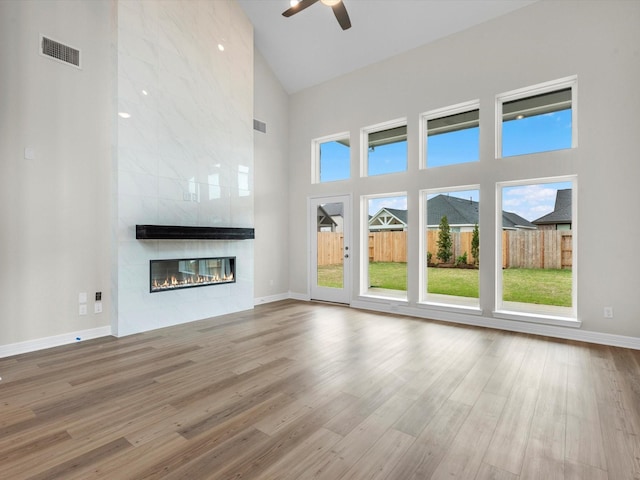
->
237 0 538 94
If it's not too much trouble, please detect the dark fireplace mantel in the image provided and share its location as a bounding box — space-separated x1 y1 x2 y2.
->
136 225 255 240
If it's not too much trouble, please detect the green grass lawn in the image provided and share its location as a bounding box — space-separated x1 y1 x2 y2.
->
427 267 478 298
317 262 572 306
317 265 343 288
368 262 407 291
502 267 572 307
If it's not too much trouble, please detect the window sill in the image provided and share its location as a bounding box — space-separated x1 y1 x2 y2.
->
360 288 408 303
493 309 581 328
418 301 483 317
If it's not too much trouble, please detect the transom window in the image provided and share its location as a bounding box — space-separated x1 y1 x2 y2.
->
361 119 407 177
497 76 577 158
312 132 351 183
422 101 479 168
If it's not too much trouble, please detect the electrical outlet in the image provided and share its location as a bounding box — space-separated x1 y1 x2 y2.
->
604 306 614 318
95 291 102 301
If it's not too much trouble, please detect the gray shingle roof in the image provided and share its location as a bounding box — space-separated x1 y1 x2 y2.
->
427 195 478 226
532 189 572 225
369 195 538 229
502 211 536 229
321 202 344 217
384 208 408 224
428 194 535 229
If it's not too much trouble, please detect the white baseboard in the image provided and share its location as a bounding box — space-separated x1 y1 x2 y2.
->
0 326 113 358
254 292 291 305
6 297 637 359
288 291 311 302
351 299 640 350
254 291 310 303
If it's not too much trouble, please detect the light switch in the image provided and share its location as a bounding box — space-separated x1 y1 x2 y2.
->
24 147 35 160
79 292 87 303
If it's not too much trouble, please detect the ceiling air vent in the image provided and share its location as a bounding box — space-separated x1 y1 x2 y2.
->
40 35 81 68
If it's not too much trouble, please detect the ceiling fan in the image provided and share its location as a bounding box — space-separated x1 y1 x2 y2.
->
282 0 352 31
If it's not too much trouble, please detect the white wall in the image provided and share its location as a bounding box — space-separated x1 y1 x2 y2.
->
0 0 255 353
287 1 640 341
0 0 113 349
115 0 254 336
253 51 290 303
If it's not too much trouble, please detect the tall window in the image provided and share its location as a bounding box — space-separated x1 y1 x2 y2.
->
421 188 480 309
422 102 479 168
363 194 407 300
497 178 576 319
497 76 577 158
362 119 407 176
312 132 350 183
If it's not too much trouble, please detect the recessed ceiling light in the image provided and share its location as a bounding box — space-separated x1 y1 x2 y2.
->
141 89 148 96
218 43 225 52
118 112 131 119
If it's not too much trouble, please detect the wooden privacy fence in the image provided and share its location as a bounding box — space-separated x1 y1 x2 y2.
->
368 232 407 263
317 231 572 269
502 230 572 269
317 232 344 266
425 231 476 265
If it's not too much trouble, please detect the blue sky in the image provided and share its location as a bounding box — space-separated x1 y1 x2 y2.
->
320 109 572 219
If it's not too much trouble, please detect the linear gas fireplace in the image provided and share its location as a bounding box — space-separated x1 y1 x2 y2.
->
150 257 235 293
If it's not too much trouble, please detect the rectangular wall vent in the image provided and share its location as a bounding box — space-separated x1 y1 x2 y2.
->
253 119 267 133
40 35 81 68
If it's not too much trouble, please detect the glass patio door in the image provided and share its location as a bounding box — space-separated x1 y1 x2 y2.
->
310 195 351 304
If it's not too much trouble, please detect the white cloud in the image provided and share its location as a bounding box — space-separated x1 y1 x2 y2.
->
502 182 570 221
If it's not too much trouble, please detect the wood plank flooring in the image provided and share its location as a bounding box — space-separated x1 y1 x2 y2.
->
1 300 639 479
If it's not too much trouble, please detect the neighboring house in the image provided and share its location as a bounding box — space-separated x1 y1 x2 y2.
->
317 205 338 232
501 211 537 231
427 194 478 232
320 202 344 233
532 189 572 230
369 195 536 232
368 208 408 231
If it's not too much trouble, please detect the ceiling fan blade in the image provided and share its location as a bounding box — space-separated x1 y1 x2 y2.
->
282 0 320 17
331 1 351 30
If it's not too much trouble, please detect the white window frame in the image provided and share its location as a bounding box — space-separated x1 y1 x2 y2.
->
360 118 407 178
494 176 580 327
419 185 482 313
311 131 351 184
496 75 578 159
419 100 480 170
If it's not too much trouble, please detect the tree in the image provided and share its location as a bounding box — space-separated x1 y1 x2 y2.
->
436 215 452 263
471 223 479 265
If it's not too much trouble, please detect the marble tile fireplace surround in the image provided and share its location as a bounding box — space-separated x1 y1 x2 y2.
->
115 0 254 337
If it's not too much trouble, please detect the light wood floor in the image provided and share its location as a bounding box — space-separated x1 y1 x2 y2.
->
1 300 639 479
